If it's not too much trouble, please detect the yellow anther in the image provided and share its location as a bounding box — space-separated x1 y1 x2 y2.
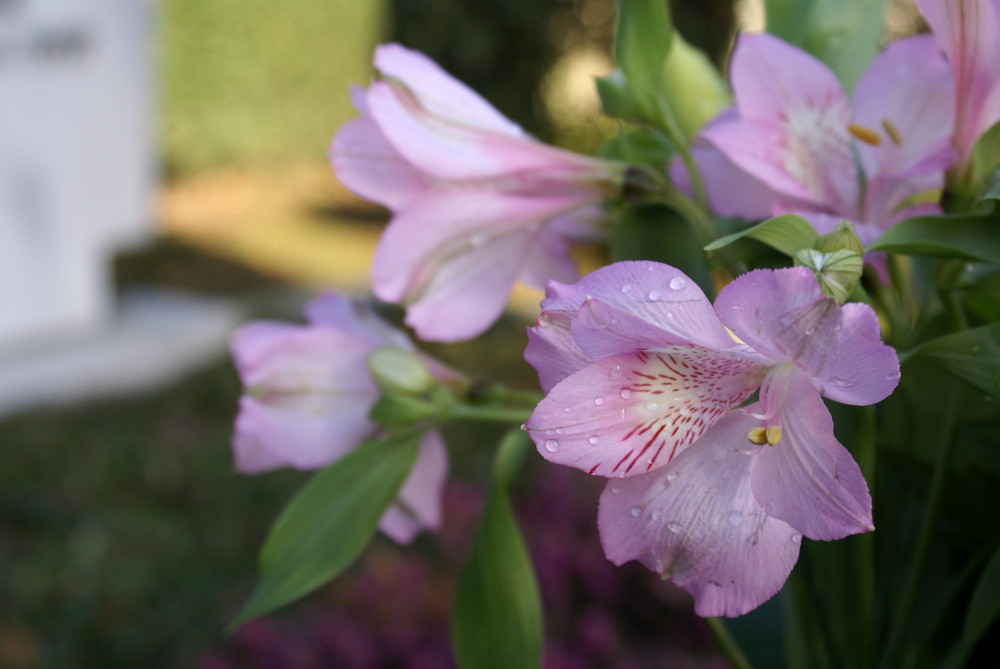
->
725 326 746 345
881 118 902 146
847 124 882 146
766 425 782 446
748 427 768 445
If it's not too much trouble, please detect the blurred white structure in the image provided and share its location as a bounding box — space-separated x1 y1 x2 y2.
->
0 0 240 415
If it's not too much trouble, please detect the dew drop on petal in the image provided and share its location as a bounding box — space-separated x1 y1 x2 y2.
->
608 364 623 380
669 276 686 291
805 328 814 336
666 311 674 319
645 401 659 412
727 511 743 527
650 510 662 521
610 487 621 495
833 378 853 388
555 428 564 434
564 407 572 413
621 284 632 294
544 440 560 453
667 521 682 533
594 396 605 406
620 388 632 400
665 471 678 484
648 290 661 301
629 506 643 518
588 435 600 445
792 533 802 544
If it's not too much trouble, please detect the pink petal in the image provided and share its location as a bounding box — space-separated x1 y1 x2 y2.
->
328 113 431 211
525 281 593 393
373 43 524 138
851 35 956 188
517 224 580 290
378 430 449 544
229 322 379 472
917 0 1000 161
598 410 802 618
670 141 776 221
750 368 873 540
525 348 764 477
715 268 900 405
305 293 411 350
703 34 858 212
372 190 586 342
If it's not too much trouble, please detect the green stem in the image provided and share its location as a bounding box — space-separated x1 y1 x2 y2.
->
856 406 877 669
878 382 961 669
705 617 754 669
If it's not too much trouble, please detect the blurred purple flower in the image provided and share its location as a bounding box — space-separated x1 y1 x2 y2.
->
524 261 899 615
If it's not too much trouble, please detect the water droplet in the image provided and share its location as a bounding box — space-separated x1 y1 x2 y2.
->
669 276 686 291
727 511 743 527
629 506 643 518
544 440 560 453
555 428 564 435
833 378 853 388
667 521 683 533
791 533 802 544
648 290 661 301
620 388 632 400
594 396 605 406
608 364 623 380
647 265 655 272
588 435 600 445
805 328 814 336
650 510 662 521
666 311 674 319
665 472 678 484
621 284 632 294
645 401 659 412
564 407 572 413
610 487 621 495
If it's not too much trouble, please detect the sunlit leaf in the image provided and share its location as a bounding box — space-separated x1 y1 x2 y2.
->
230 431 420 627
704 214 818 257
451 430 543 669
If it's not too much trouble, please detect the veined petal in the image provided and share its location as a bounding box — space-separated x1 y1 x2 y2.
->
328 112 432 211
372 190 586 342
670 141 776 221
705 34 858 213
525 348 764 477
379 430 449 544
560 261 739 359
230 323 378 472
598 410 802 618
851 35 956 186
751 368 873 540
715 268 899 405
373 43 525 138
305 293 412 350
917 0 1000 161
525 282 592 393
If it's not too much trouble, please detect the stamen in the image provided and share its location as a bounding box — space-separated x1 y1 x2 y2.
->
725 326 746 346
766 425 782 446
881 118 902 146
747 427 768 445
847 124 881 146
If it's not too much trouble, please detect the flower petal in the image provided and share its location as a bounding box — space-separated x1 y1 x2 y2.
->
305 293 411 350
715 267 899 405
670 141 776 221
851 35 955 187
751 368 873 540
379 430 449 544
598 410 802 618
525 348 763 477
525 281 593 393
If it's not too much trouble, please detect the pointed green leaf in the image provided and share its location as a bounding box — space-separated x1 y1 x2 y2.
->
612 204 712 296
231 431 420 628
974 119 1000 180
451 430 543 669
614 0 673 98
867 214 1000 264
942 546 1000 669
905 324 1000 399
704 214 818 256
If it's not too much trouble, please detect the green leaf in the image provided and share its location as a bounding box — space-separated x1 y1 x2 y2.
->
230 432 420 627
614 0 673 99
764 0 891 89
612 204 713 296
973 119 1000 180
867 214 1000 264
704 214 818 257
905 324 1000 399
942 546 1000 669
451 430 543 669
599 127 674 167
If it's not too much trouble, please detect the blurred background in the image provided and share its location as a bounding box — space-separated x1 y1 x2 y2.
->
0 1 756 666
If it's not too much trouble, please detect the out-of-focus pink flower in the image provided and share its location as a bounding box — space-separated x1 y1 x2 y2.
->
330 43 626 343
230 293 449 544
698 33 955 241
523 261 899 616
917 0 1000 171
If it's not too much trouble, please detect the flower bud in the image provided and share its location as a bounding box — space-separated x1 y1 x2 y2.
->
660 33 730 140
814 220 865 256
367 347 435 396
794 248 863 304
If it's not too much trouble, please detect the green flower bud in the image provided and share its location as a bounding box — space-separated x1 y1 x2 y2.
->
814 220 865 256
660 33 730 140
794 248 864 304
367 347 435 396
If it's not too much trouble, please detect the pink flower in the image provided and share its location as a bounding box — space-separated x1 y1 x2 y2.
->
230 294 449 544
698 33 955 242
916 0 1000 170
330 43 626 343
523 261 899 616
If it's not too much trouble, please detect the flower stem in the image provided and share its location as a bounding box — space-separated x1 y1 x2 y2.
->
856 406 877 669
706 617 754 669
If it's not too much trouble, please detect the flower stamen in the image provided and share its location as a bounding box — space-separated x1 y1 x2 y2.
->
881 118 902 146
847 123 881 146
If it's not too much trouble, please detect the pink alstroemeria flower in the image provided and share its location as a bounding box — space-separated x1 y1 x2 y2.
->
916 0 1000 171
699 32 955 242
524 261 899 616
330 43 626 343
231 293 449 544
